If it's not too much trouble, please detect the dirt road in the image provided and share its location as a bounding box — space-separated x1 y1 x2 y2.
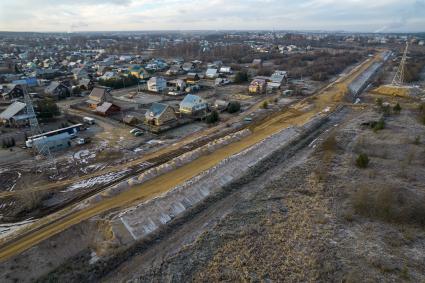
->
0 53 383 262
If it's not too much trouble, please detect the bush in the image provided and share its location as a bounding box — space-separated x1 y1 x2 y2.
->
261 101 268 109
227 101 241 113
36 98 60 119
393 103 401 114
381 104 391 116
257 68 273 76
72 86 81 95
233 71 248 83
351 186 425 226
414 135 421 145
373 118 385 132
356 153 369 168
375 97 383 107
206 110 219 124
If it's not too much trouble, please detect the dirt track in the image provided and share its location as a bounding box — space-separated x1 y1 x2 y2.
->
0 53 383 263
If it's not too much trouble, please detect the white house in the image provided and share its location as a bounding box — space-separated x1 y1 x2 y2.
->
179 94 207 115
219 66 232 74
147 77 167 93
205 68 218 79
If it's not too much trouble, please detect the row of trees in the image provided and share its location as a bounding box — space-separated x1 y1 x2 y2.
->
275 51 365 81
99 75 139 89
1 138 16 148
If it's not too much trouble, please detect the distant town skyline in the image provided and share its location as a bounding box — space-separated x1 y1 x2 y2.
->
0 0 424 33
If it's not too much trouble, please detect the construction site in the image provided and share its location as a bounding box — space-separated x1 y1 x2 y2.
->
0 35 425 282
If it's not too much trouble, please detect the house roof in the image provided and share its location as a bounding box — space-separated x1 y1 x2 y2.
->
169 65 182 71
182 62 194 69
206 68 218 75
270 71 287 83
45 81 61 93
180 94 205 108
146 102 169 118
89 87 109 102
148 76 166 84
95 102 113 113
129 65 144 72
186 73 199 80
0 101 27 120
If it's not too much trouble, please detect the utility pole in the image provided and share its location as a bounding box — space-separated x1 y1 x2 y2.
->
392 42 409 86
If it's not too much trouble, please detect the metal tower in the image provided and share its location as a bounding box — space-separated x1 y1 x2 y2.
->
392 42 409 86
23 85 57 172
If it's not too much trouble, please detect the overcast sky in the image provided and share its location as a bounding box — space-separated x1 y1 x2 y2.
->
0 0 424 33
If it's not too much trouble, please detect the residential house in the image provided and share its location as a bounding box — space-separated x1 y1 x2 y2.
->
166 64 184 75
182 62 195 72
205 68 218 79
147 77 167 93
78 78 94 90
214 99 229 111
145 102 177 126
167 79 186 91
249 78 267 94
0 84 24 100
252 59 263 68
100 71 119 81
0 101 35 127
179 94 207 115
186 73 200 84
95 102 120 116
72 68 89 80
129 65 149 79
270 70 287 85
44 81 70 99
267 70 287 90
96 66 112 76
86 86 113 109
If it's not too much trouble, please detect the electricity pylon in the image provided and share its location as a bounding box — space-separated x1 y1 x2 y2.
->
23 85 57 173
392 42 409 86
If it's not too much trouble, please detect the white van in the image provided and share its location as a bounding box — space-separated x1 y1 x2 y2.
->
83 117 95 125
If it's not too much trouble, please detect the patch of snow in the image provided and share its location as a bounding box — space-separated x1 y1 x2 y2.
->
63 169 131 192
146 139 165 145
89 251 100 265
0 218 35 239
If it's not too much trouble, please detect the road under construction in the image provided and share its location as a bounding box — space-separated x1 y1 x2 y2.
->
0 52 385 263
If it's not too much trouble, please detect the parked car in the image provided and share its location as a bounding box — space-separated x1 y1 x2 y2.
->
76 137 91 145
130 128 143 136
185 85 200 93
168 91 184 96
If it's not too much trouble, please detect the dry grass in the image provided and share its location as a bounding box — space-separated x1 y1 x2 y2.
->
94 150 123 163
351 185 425 226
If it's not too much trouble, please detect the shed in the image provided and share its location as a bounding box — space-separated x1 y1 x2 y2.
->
95 102 120 116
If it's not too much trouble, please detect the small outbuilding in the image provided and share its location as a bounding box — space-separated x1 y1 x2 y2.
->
95 102 121 116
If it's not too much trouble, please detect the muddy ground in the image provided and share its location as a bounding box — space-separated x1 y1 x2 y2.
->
5 94 425 282
95 98 425 282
